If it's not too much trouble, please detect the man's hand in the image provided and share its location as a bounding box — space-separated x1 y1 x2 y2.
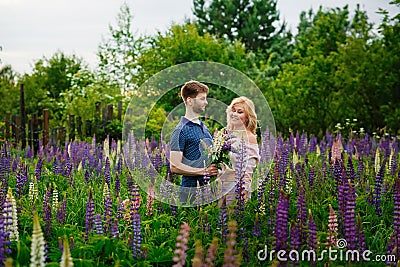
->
204 163 219 176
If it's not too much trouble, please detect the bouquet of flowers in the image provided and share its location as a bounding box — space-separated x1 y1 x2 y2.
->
201 128 233 182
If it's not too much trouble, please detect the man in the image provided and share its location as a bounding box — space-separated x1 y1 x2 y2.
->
170 81 219 203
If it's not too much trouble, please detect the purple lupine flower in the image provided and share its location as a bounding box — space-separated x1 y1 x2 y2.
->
35 158 43 183
85 187 95 240
43 186 52 238
132 213 142 259
356 215 366 252
308 166 315 189
234 138 247 218
64 153 72 178
300 132 308 155
56 194 67 224
84 169 90 184
0 144 11 178
11 155 19 173
390 172 400 263
116 197 124 219
333 159 344 187
103 192 112 235
337 170 347 236
115 156 122 175
130 181 141 214
347 156 357 181
290 220 301 251
52 155 62 176
43 202 52 239
257 175 267 214
15 161 27 198
242 236 249 263
58 236 63 251
69 237 76 250
157 200 164 215
201 210 211 234
290 220 301 265
297 186 307 247
111 218 119 239
373 158 386 216
104 157 111 186
274 190 290 252
309 135 318 153
252 213 261 237
95 214 103 235
390 150 398 176
218 196 228 241
0 214 12 263
114 174 120 197
170 204 177 217
308 210 318 251
344 180 357 250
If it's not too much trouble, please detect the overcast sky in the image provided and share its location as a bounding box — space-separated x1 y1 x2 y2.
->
0 0 398 74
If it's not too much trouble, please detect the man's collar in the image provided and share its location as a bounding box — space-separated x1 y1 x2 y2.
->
181 116 203 126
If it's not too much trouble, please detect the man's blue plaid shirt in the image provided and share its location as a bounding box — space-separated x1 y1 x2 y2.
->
170 116 212 186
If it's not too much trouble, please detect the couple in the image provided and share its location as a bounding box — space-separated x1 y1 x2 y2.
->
169 80 259 205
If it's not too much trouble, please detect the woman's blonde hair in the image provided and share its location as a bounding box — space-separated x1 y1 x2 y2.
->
226 96 258 134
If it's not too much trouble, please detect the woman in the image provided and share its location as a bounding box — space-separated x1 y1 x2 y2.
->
221 96 260 205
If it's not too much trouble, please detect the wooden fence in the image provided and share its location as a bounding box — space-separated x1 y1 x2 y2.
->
0 84 124 153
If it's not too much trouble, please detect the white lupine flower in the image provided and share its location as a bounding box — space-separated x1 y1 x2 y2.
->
285 171 293 194
29 176 39 202
388 150 394 175
103 138 110 160
30 213 46 267
4 188 19 242
117 140 121 157
292 151 299 166
67 143 71 159
375 149 381 174
103 183 110 200
52 185 59 213
60 236 74 267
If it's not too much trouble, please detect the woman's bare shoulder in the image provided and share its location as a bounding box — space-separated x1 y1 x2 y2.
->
247 132 258 145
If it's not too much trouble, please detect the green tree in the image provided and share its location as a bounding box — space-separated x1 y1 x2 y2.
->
269 5 380 136
0 65 19 116
135 23 252 110
193 0 293 75
193 0 286 52
97 2 144 94
20 52 85 123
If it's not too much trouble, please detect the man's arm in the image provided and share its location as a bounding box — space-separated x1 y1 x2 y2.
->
170 151 218 177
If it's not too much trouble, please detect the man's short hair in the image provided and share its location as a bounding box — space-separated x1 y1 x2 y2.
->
180 81 209 101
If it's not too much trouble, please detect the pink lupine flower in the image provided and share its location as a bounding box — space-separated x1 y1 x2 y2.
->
326 204 338 248
172 222 191 267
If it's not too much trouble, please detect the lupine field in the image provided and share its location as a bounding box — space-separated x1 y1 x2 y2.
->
0 130 399 266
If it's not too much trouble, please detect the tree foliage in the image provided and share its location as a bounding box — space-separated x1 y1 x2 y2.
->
268 4 400 136
0 65 19 116
193 0 285 52
97 2 144 94
19 52 85 123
